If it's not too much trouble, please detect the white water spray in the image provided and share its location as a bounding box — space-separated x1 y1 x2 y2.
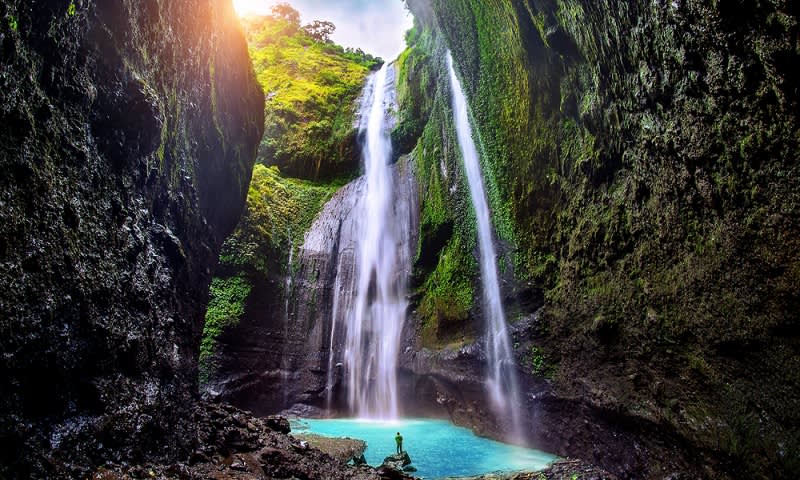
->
335 64 407 419
446 51 523 436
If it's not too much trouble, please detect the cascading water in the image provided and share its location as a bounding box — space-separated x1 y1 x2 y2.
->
446 51 523 436
329 64 408 419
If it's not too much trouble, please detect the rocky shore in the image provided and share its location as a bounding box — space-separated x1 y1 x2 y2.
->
446 459 618 480
91 403 381 480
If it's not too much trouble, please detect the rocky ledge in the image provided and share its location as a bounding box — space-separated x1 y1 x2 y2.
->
90 403 384 480
293 433 367 463
445 459 618 480
90 403 612 480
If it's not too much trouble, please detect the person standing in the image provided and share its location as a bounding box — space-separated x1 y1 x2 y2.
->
395 431 403 454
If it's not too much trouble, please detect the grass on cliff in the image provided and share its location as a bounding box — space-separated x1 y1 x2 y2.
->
242 11 380 179
199 274 252 384
393 20 482 347
219 163 344 271
201 164 343 384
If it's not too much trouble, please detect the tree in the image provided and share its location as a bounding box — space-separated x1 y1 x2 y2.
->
302 20 336 43
270 2 300 27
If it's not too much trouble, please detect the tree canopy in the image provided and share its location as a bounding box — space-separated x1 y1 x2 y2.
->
270 2 300 27
302 20 336 43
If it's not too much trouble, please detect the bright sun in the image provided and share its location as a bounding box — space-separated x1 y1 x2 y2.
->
232 0 271 17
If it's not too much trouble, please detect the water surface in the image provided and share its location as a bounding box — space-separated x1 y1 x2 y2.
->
292 417 557 478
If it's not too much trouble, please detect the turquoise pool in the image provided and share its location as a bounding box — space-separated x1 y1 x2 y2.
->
291 418 557 478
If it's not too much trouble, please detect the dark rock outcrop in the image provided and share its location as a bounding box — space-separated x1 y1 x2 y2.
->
451 458 617 480
0 0 263 477
90 402 381 480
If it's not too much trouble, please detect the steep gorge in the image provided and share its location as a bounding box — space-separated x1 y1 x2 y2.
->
26 0 793 478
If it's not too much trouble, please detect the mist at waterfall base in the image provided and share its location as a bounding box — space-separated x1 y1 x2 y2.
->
293 418 557 478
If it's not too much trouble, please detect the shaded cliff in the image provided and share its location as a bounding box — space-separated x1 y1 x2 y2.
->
401 0 799 479
0 0 263 477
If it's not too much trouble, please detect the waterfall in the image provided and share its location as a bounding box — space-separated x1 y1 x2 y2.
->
329 64 407 419
446 51 523 436
284 232 294 323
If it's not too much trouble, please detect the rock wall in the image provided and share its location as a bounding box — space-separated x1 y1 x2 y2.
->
0 1 263 477
402 0 799 479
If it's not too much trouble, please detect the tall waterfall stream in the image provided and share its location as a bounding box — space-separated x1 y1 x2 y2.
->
325 64 410 419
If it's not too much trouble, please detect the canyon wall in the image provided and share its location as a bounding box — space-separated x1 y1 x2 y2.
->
400 0 799 478
0 1 263 477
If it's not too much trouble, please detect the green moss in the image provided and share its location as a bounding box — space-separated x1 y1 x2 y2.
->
408 0 800 476
524 346 550 376
392 25 489 346
243 14 380 179
219 163 344 272
417 235 476 347
392 21 438 155
199 274 252 383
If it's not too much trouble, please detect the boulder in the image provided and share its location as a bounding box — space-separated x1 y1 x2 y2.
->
380 451 415 476
266 416 291 434
382 451 412 467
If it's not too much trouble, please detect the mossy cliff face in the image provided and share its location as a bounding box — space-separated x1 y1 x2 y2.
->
404 0 799 478
198 13 380 411
0 1 263 477
243 13 380 180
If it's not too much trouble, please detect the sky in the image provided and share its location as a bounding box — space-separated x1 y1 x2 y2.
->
233 0 415 61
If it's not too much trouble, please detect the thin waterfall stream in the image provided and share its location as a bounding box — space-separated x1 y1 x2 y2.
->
446 51 524 438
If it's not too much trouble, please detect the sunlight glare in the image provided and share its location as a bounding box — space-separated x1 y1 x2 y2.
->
232 0 271 17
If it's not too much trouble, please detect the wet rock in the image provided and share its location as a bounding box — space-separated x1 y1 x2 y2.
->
447 458 616 480
92 402 382 480
382 451 412 467
265 416 291 434
402 0 800 478
228 455 249 471
280 403 327 419
0 1 263 478
524 458 618 480
381 451 416 477
375 465 415 480
205 154 419 415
